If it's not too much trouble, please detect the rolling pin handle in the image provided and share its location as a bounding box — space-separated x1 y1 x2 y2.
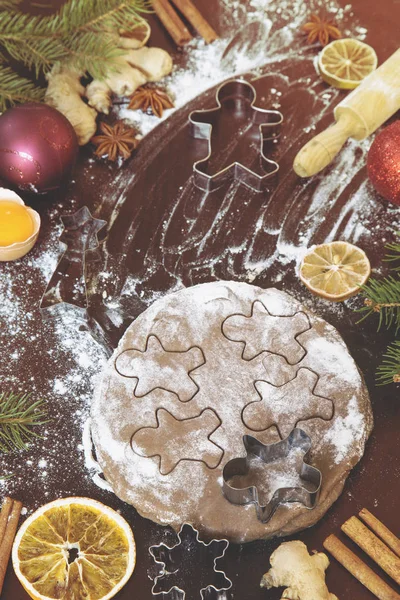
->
293 114 354 178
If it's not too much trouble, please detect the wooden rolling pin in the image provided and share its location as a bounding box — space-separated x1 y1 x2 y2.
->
294 48 400 177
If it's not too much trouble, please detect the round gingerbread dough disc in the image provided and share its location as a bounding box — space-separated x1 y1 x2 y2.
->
91 281 372 542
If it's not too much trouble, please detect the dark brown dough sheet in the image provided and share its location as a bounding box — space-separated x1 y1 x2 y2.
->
92 282 373 543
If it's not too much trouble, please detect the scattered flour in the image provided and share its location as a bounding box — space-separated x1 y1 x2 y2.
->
0 0 379 506
0 203 108 503
242 448 312 506
325 396 365 463
118 0 365 140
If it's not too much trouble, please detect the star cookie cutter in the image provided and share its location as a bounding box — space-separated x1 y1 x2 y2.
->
40 206 106 316
189 79 283 192
222 428 322 524
149 523 232 600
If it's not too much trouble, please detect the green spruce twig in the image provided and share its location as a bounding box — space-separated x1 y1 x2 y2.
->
0 0 22 9
384 238 400 271
376 341 400 386
357 233 400 385
0 0 151 108
0 63 45 111
0 391 48 453
357 276 400 332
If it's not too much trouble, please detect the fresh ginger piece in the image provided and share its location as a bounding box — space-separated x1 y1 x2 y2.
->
261 540 338 600
86 46 173 114
45 66 97 145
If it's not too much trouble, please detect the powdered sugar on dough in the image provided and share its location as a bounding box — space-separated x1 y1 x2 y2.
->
131 407 223 475
243 368 333 438
91 281 372 542
222 301 310 364
324 396 366 463
115 335 205 401
235 447 310 507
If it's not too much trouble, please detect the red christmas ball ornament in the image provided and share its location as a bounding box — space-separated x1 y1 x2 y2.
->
0 103 78 193
367 120 400 206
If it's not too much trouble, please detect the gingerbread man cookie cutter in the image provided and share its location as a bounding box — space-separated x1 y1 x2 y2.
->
222 428 322 524
189 78 283 192
149 523 232 600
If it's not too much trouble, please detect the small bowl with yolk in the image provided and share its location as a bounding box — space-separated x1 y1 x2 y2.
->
0 188 41 261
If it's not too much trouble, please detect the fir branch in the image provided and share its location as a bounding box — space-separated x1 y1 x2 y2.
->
384 236 400 271
358 276 400 332
0 64 45 112
63 32 127 80
3 37 66 77
0 392 48 453
0 0 152 107
59 0 152 35
356 233 400 386
0 0 21 9
376 341 400 385
0 10 56 40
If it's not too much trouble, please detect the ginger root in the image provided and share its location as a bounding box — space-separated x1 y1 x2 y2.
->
86 46 173 115
261 541 338 600
44 19 172 145
45 65 97 146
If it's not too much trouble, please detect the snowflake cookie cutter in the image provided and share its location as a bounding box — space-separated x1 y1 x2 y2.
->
189 78 283 192
149 523 232 600
222 428 322 524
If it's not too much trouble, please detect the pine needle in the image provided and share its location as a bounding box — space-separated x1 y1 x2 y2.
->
376 341 400 386
0 0 151 108
64 32 127 80
357 276 400 333
356 233 400 386
0 64 45 112
384 235 400 271
0 0 21 9
0 391 48 453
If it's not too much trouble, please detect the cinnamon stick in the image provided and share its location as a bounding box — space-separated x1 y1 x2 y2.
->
324 535 400 600
359 509 400 559
169 0 218 43
0 498 13 546
152 0 192 46
0 498 23 595
342 516 400 586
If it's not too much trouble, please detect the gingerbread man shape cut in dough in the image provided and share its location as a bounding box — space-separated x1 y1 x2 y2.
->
115 335 205 401
242 368 334 439
222 300 311 365
131 408 223 475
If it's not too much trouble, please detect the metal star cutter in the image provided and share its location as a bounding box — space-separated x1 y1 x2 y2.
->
40 206 106 315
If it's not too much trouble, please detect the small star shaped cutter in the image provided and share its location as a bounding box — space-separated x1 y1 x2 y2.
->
149 523 232 600
189 78 283 192
222 428 322 524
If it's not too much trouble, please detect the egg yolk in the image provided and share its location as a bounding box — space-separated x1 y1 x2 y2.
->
0 201 35 246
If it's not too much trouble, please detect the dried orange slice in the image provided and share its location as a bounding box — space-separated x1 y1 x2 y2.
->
318 39 378 89
12 497 136 600
299 241 371 301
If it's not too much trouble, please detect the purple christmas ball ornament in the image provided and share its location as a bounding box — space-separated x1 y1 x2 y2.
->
0 103 78 193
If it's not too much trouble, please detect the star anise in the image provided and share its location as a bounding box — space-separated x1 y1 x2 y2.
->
91 122 138 162
128 86 174 118
301 14 341 46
